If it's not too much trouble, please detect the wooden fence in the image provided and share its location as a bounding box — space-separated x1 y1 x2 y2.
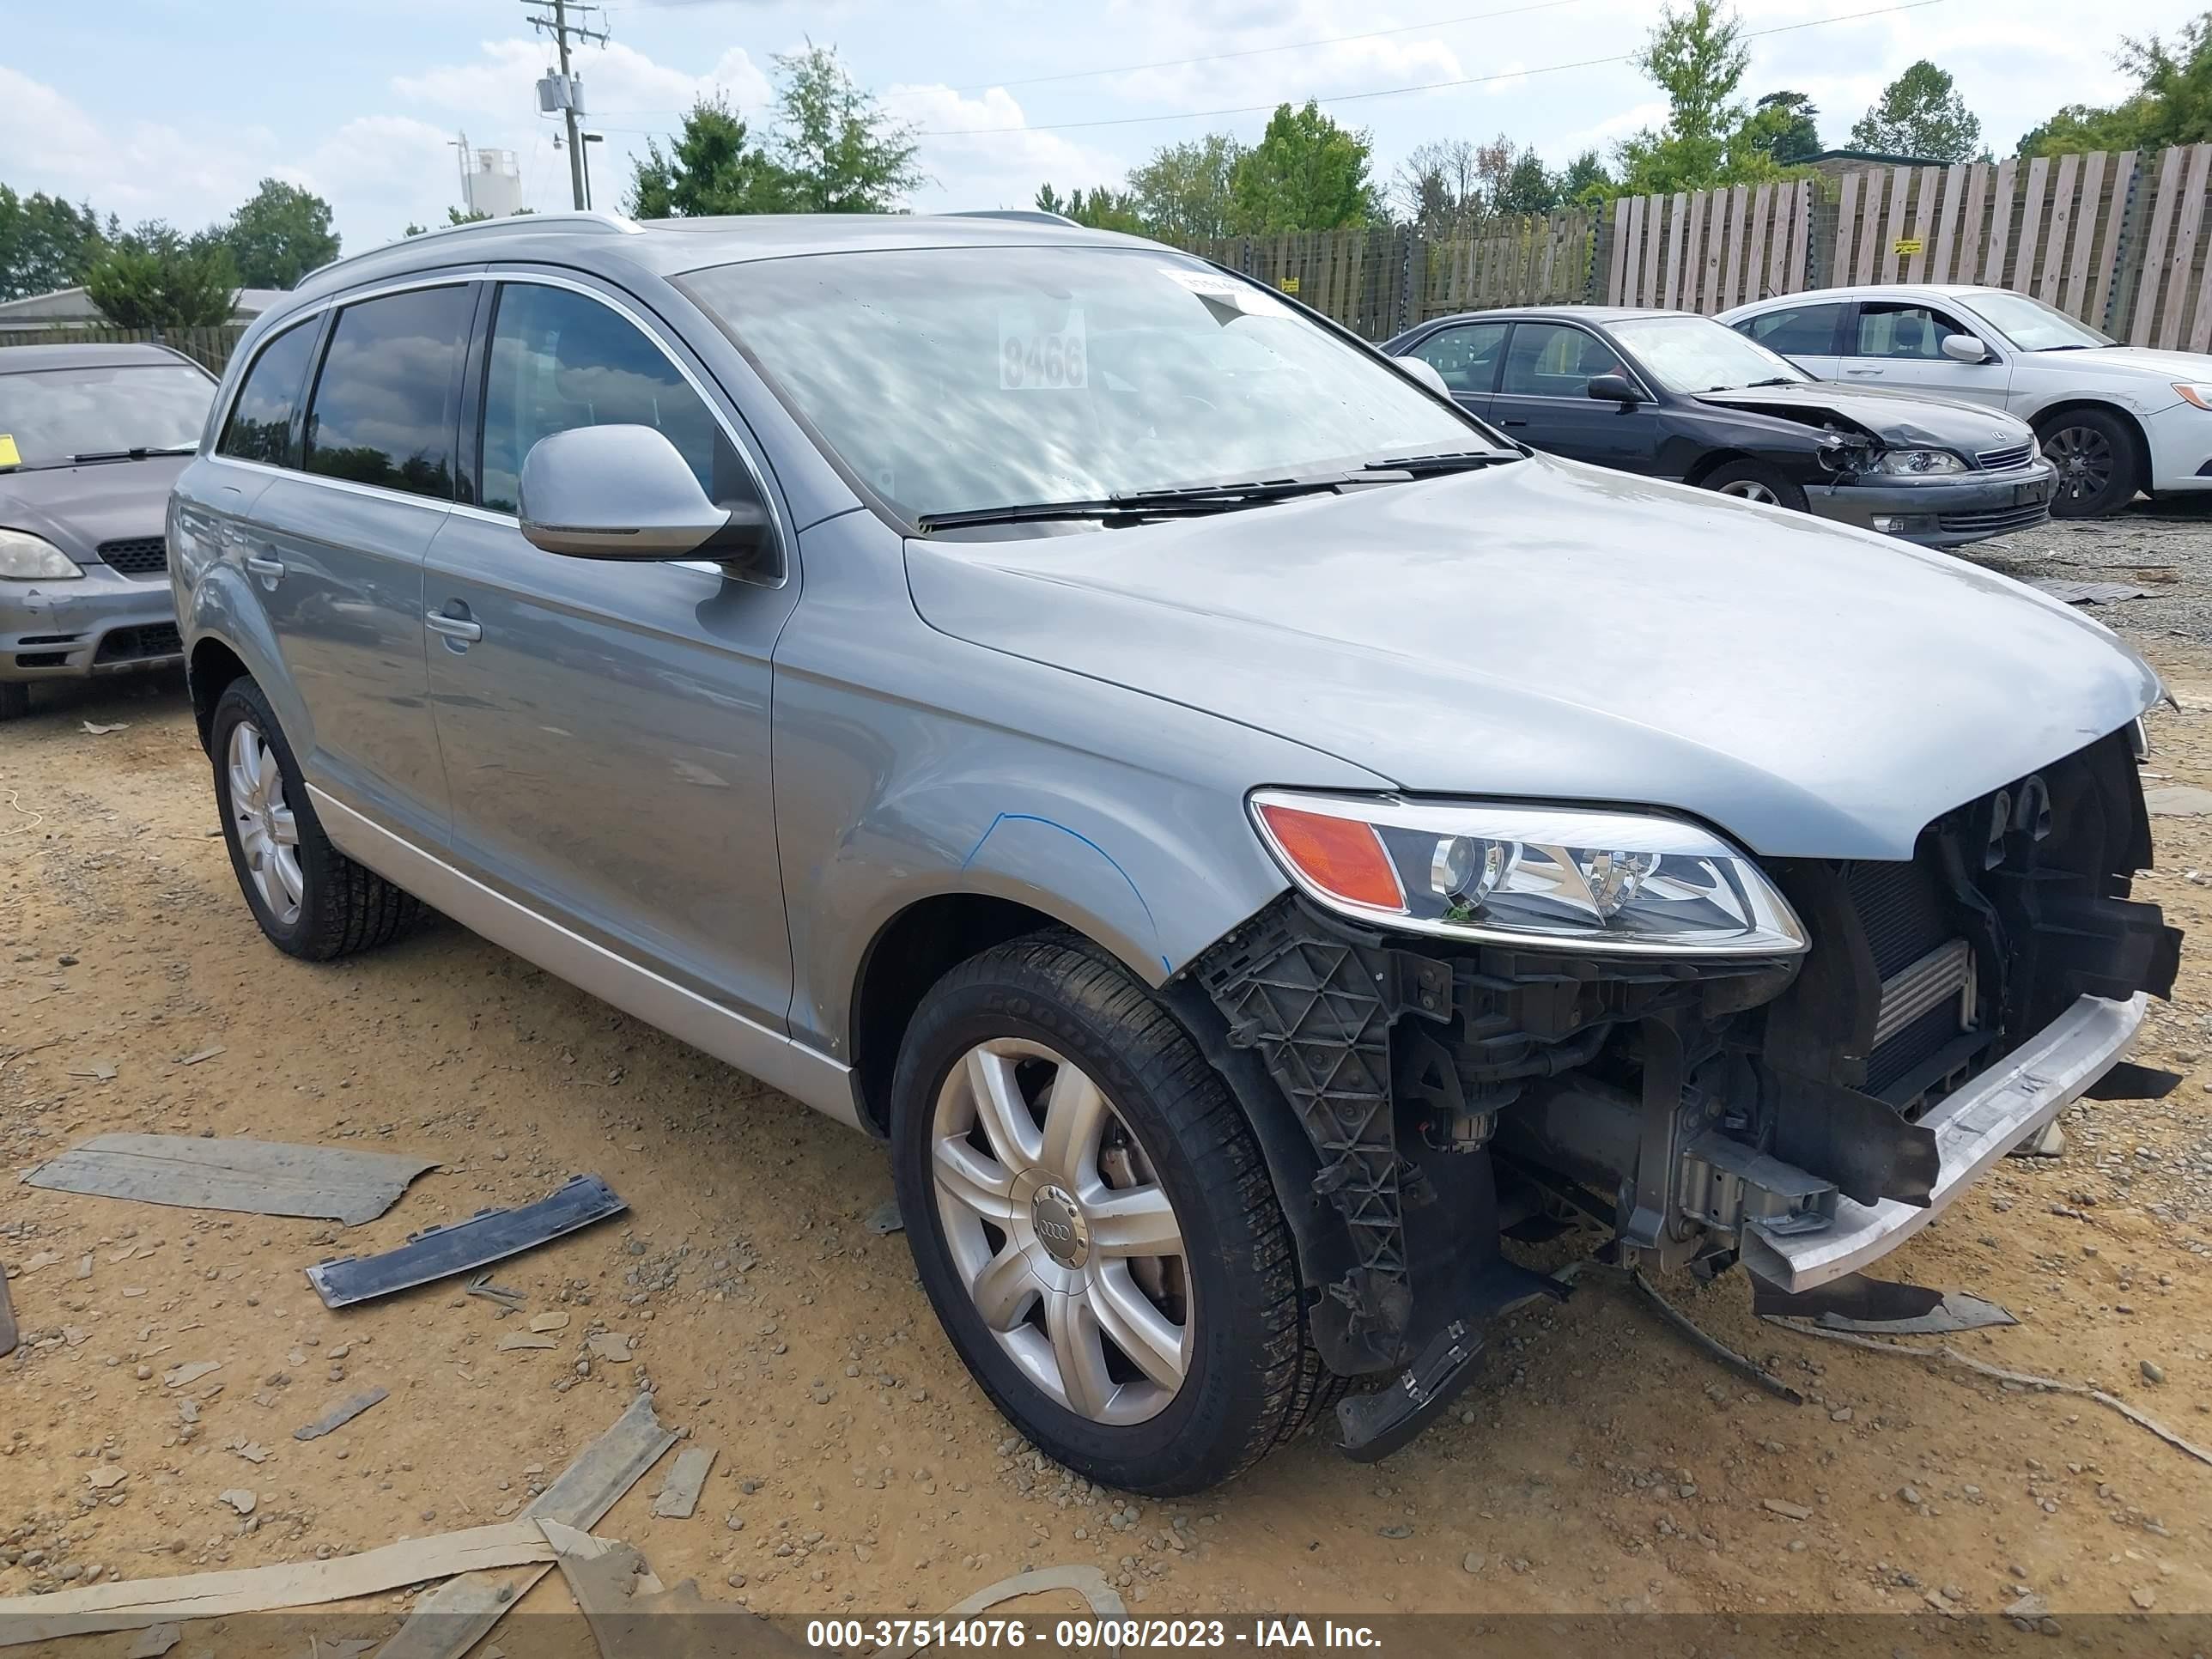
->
1186 213 1597 340
0 324 246 374
1604 180 1816 313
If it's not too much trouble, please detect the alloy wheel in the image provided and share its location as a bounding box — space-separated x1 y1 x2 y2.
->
2045 424 2113 502
227 719 304 926
931 1037 1192 1425
1718 478 1781 505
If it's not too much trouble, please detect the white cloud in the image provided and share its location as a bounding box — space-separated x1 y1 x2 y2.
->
393 37 774 125
892 84 1130 210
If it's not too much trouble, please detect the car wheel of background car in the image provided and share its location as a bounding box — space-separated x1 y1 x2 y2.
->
210 677 421 962
0 683 27 722
1699 459 1808 514
2037 407 2141 519
890 931 1328 1495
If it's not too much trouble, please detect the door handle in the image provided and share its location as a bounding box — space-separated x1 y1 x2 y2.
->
427 611 483 644
1844 368 1884 376
245 556 285 580
1499 417 1530 428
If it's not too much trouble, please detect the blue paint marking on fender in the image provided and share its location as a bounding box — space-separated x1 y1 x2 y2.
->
961 812 1172 975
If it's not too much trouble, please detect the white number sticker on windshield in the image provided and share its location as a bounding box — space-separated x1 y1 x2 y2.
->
999 309 1088 391
1158 266 1288 317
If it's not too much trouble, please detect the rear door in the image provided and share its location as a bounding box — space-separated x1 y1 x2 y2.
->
1488 321 1659 473
1731 299 1848 380
207 284 470 840
421 272 800 1031
1400 321 1508 419
1835 299 2013 407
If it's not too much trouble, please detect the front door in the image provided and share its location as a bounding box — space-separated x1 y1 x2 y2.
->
1488 321 1658 473
1836 300 2014 408
422 276 800 1030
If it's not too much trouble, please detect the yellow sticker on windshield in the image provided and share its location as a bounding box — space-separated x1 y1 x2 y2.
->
0 435 20 468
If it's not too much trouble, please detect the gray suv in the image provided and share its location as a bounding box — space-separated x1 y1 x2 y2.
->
172 211 2181 1494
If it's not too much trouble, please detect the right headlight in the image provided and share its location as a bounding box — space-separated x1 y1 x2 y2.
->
1250 791 1807 957
1869 449 1967 476
0 528 82 580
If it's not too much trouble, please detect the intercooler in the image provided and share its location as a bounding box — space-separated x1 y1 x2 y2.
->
1838 858 1978 1097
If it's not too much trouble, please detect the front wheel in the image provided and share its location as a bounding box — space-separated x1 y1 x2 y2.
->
1699 459 1808 513
2039 408 2142 518
890 933 1325 1494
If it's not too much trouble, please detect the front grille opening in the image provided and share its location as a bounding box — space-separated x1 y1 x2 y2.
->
14 653 69 669
94 623 182 665
1938 503 2047 535
97 537 169 577
1976 441 2034 471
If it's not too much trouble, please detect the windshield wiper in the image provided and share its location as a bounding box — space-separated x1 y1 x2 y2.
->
918 476 1352 532
2032 344 2095 352
1744 376 1799 387
68 444 197 463
1357 449 1516 477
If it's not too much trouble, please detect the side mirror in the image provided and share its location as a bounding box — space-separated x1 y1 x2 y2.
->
1940 332 1990 364
1586 373 1640 404
1394 356 1452 398
518 423 767 566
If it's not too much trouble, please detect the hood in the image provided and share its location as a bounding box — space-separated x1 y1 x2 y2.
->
1695 380 2033 451
2033 345 2212 385
0 455 188 562
905 455 2156 861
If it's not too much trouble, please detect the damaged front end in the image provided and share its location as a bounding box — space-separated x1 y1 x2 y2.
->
1185 726 2179 1460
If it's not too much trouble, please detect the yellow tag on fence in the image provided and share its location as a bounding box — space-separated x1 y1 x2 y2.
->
1893 237 1923 256
1279 276 1301 294
0 435 20 468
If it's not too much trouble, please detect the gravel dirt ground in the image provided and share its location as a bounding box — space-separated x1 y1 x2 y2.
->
3 507 2211 1646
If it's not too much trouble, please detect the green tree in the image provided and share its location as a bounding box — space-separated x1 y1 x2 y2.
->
0 187 106 301
1850 60 1983 160
1230 101 1379 231
2019 15 2212 156
769 43 925 213
83 224 239 327
1616 3 1794 193
626 94 789 216
221 179 339 288
1495 149 1561 214
1749 91 1822 162
1127 135 1244 242
1559 149 1613 206
1033 183 1146 232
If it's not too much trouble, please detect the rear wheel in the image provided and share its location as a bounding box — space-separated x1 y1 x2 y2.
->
1700 459 1808 513
2039 407 2142 518
890 933 1324 1494
210 678 420 961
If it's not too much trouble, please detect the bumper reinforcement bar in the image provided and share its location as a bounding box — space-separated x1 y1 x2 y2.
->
1743 992 2145 1292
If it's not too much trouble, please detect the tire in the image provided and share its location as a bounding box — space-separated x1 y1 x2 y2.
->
1699 459 1808 513
2038 407 2142 519
209 678 420 961
0 682 27 722
890 932 1324 1494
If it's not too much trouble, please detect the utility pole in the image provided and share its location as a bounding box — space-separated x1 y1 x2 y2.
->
524 0 605 212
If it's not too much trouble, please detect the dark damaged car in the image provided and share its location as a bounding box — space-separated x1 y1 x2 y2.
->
173 215 2175 1496
1388 306 2056 549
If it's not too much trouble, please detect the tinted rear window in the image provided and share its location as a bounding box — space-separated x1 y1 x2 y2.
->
219 322 319 465
1740 302 1844 357
303 286 472 500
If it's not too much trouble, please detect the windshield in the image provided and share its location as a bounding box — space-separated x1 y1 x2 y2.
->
1965 291 2113 351
1607 314 1810 393
0 362 214 470
683 245 1492 521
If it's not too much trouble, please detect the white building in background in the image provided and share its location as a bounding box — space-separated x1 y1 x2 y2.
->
457 137 525 220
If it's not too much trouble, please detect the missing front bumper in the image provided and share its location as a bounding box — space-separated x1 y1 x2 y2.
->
1741 991 2146 1291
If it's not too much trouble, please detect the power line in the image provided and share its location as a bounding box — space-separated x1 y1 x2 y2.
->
914 0 1954 137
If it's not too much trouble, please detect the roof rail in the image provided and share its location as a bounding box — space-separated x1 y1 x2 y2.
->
297 210 645 288
941 209 1080 228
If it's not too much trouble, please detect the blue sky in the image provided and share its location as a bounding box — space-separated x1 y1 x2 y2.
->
1 0 2198 254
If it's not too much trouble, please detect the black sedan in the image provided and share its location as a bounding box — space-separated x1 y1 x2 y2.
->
1383 307 2057 550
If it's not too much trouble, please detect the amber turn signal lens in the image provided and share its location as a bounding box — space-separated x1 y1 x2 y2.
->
1255 802 1407 912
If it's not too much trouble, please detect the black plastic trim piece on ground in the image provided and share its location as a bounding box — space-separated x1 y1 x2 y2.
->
305 1175 627 1309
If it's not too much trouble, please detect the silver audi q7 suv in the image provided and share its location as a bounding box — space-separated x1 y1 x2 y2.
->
172 210 2181 1494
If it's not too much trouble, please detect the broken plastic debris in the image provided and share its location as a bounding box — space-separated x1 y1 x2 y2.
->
305 1176 625 1310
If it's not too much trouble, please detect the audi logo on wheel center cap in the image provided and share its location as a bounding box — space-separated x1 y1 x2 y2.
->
1029 1184 1091 1267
